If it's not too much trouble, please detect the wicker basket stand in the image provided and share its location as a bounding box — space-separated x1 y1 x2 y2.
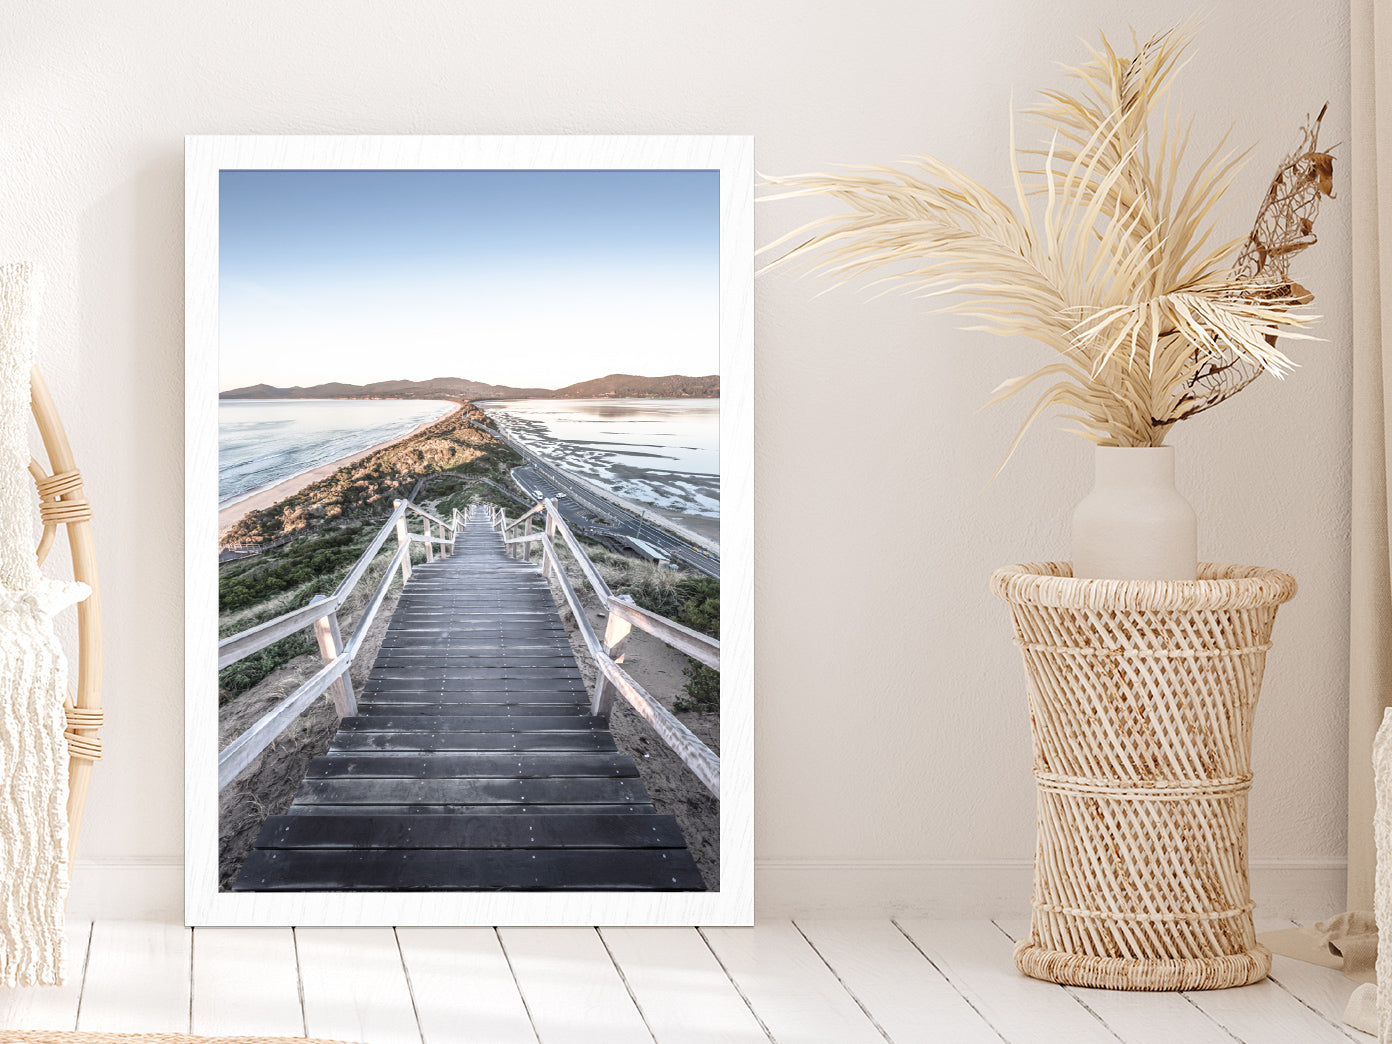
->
991 562 1297 991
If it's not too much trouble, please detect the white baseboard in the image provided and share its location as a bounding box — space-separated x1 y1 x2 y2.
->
754 860 1037 919
753 859 1350 922
64 857 1349 924
68 859 183 922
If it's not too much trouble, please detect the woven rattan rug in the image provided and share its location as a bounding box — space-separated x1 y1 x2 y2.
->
0 1034 365 1044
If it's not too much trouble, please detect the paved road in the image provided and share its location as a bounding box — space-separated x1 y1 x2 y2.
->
478 424 719 579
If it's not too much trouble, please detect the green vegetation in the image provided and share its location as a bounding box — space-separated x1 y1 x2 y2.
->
672 578 719 712
218 633 315 703
673 576 719 634
219 525 369 613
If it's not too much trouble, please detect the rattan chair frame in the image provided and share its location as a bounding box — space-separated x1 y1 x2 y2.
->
26 364 101 869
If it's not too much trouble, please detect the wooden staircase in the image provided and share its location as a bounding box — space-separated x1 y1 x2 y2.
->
233 505 704 891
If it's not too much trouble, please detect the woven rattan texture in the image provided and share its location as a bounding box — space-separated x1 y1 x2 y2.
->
992 562 1297 991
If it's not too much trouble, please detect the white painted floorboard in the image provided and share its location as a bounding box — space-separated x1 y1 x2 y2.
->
77 921 191 1034
396 928 537 1044
191 927 303 1038
894 919 1119 1044
600 927 769 1043
499 927 652 1044
1255 919 1368 1041
1266 954 1368 1042
701 922 884 1044
794 918 1002 1044
0 919 1369 1043
296 928 418 1044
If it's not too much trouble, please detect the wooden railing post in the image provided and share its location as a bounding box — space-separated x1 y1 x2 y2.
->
592 595 635 718
541 501 557 579
394 499 413 583
309 594 356 717
423 515 434 562
522 514 533 565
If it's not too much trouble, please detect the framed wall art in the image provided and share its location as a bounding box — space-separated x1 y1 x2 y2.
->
185 135 753 926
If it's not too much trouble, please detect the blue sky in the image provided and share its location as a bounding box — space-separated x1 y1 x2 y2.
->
218 169 718 391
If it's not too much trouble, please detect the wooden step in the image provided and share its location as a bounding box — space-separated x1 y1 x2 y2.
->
330 731 619 753
304 752 639 779
290 776 653 806
233 847 704 891
338 714 605 732
280 802 656 816
254 813 687 850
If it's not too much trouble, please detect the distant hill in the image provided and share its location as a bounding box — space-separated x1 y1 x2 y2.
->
219 373 719 401
552 373 719 398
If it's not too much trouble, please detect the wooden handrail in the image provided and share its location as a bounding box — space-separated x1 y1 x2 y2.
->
331 500 407 601
217 499 455 790
543 502 613 603
540 526 720 797
218 596 348 671
403 500 453 529
411 533 453 545
541 534 604 660
596 655 719 796
218 497 433 669
217 654 352 789
501 500 546 532
607 599 719 671
534 496 715 666
343 543 410 661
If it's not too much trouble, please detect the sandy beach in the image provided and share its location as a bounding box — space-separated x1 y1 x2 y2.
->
218 402 462 537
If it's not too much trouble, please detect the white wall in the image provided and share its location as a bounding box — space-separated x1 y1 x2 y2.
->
3 0 1352 919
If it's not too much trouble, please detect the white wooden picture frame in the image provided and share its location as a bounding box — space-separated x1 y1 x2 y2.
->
185 135 753 926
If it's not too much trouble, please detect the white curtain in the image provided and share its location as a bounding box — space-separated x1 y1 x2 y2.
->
1349 0 1392 912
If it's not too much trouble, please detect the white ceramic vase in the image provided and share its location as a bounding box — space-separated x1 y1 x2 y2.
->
1071 445 1198 581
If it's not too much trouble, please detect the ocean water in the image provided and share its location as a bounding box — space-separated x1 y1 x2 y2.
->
218 398 455 506
481 398 719 543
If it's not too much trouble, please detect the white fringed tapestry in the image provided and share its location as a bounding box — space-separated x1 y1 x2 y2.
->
1374 708 1392 1041
0 263 88 986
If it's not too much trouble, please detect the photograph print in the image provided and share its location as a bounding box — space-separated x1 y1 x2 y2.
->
185 136 753 926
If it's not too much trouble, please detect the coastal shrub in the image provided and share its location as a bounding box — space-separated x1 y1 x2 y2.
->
677 661 720 712
435 492 473 518
218 632 315 702
672 577 719 712
219 526 368 613
674 577 719 636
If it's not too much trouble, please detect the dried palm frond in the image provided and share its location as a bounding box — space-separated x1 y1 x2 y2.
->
761 26 1329 458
